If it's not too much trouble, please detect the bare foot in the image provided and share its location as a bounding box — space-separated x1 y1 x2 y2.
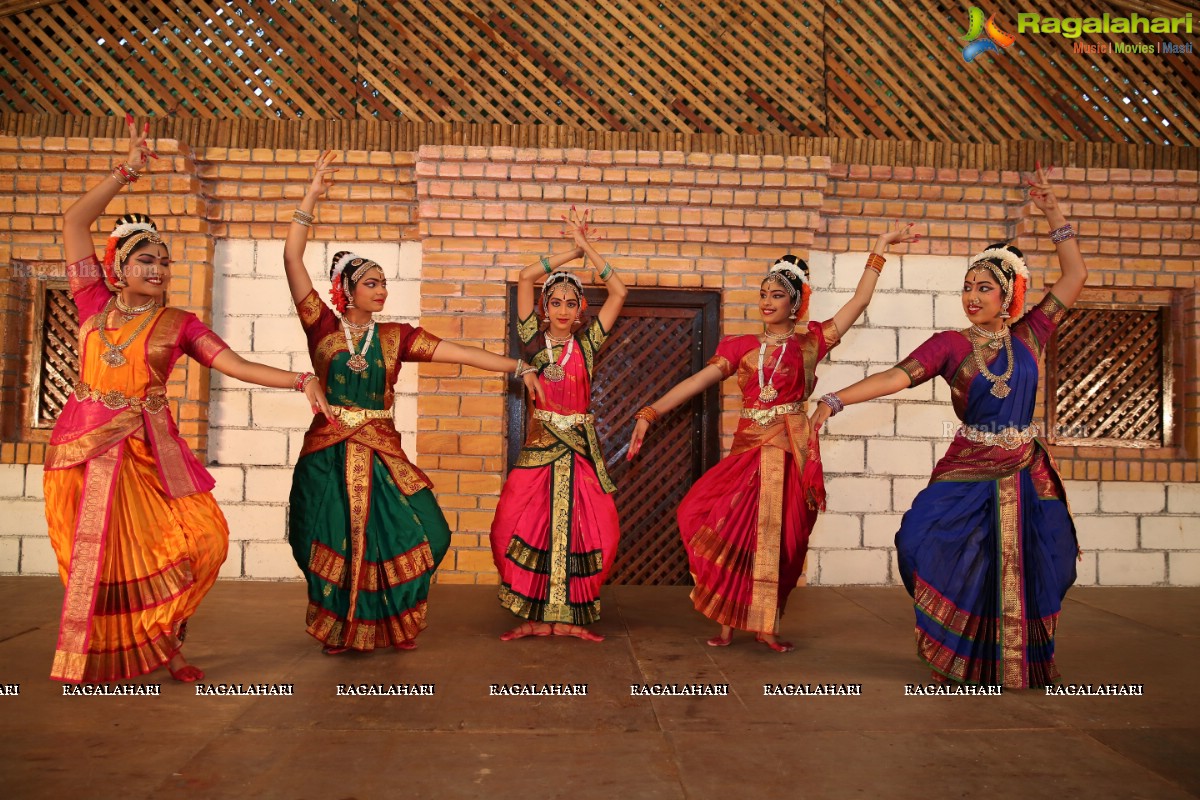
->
551 623 604 642
755 633 794 653
395 640 417 651
167 652 205 682
323 645 349 655
500 621 553 641
707 625 734 647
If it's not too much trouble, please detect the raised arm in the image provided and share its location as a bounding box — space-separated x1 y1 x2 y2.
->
829 222 921 336
517 246 583 321
283 151 338 304
627 364 725 459
63 114 155 264
809 367 912 432
1027 163 1087 308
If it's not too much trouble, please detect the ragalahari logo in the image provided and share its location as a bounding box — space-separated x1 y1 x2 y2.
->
961 7 1016 61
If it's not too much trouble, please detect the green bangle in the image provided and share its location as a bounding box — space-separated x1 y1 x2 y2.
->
599 262 613 281
541 256 552 274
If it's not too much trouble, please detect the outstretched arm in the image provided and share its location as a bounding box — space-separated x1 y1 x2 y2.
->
829 222 921 336
283 151 338 304
809 367 911 432
210 349 334 421
431 340 546 406
628 364 725 459
1027 163 1087 308
63 114 155 264
569 208 628 332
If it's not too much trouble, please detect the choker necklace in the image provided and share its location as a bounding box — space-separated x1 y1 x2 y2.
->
342 316 374 331
757 338 788 404
544 332 573 346
969 324 1009 351
762 327 792 344
343 319 375 374
115 296 157 316
98 297 157 367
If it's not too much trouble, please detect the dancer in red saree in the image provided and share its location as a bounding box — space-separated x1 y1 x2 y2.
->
45 117 331 683
629 225 919 651
490 209 628 641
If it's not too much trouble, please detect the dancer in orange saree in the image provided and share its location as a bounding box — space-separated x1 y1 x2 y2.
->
629 225 919 651
45 117 331 683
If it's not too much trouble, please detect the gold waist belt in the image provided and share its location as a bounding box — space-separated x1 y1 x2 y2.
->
533 408 595 430
332 406 394 428
740 401 806 426
957 423 1040 450
73 381 168 414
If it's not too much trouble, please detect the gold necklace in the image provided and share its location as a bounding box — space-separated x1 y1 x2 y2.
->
970 328 1014 398
762 327 792 344
342 316 373 331
969 324 1007 351
544 332 573 346
97 297 158 367
115 295 157 316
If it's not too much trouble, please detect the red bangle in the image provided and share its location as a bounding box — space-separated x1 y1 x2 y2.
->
865 253 885 274
293 372 316 392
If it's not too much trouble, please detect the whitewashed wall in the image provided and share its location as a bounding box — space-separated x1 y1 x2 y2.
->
0 247 1196 585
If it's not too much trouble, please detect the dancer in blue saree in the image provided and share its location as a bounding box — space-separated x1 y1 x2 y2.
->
810 164 1087 687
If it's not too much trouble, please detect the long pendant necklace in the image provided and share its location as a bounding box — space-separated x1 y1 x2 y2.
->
757 337 788 404
343 319 375 374
971 326 1014 398
97 297 157 367
542 332 574 383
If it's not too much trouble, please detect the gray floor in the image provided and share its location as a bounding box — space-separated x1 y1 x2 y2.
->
0 577 1196 799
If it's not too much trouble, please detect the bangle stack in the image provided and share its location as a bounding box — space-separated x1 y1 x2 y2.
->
514 358 537 379
865 253 886 275
819 393 845 416
599 262 614 281
1050 223 1075 244
111 163 141 186
633 406 659 424
292 209 314 228
541 256 553 275
293 372 317 392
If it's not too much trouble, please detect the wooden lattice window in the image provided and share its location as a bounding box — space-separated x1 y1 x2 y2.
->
30 280 78 429
1045 302 1173 448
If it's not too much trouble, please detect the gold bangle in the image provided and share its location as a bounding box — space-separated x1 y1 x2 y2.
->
634 406 659 424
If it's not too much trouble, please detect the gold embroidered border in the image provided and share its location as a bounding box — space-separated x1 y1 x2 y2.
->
505 534 603 576
820 318 842 351
1036 292 1068 326
341 440 374 644
305 600 428 650
578 317 609 374
497 584 601 625
68 254 103 297
52 444 122 682
297 289 325 329
746 446 784 634
143 309 179 386
543 457 575 623
94 557 192 616
996 474 1027 688
913 576 992 643
706 353 735 379
145 407 198 498
517 312 540 345
405 329 441 362
894 356 928 385
688 582 747 631
189 330 229 368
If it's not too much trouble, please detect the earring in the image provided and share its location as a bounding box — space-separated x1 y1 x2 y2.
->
1000 310 1011 319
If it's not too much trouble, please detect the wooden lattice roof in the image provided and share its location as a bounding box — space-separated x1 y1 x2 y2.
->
0 0 1196 146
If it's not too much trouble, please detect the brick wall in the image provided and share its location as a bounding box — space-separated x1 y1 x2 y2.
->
0 137 1196 585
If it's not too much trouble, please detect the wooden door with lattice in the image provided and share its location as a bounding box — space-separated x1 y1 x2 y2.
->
505 287 722 585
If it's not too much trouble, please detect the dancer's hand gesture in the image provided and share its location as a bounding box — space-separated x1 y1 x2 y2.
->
628 418 649 460
124 113 157 172
523 371 547 406
873 221 921 253
1026 161 1060 218
307 150 339 199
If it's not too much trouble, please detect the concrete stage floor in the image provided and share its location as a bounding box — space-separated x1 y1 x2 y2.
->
0 578 1196 799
